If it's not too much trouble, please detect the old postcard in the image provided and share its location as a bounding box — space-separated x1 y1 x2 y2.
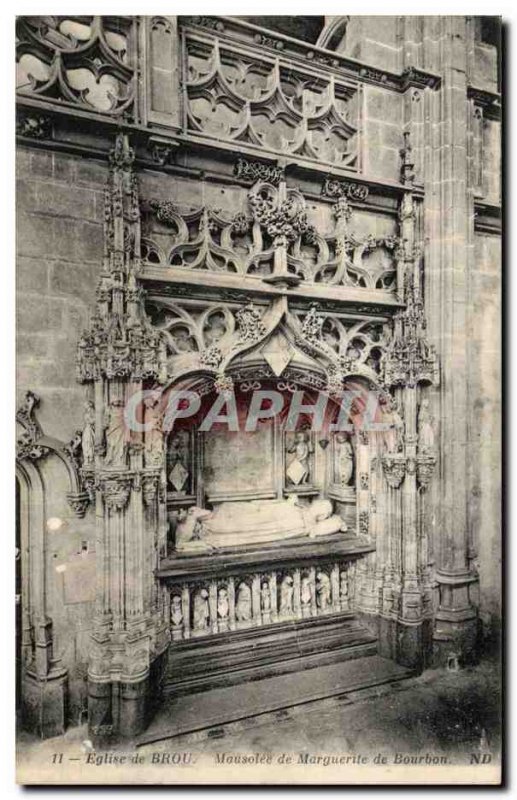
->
15 13 502 785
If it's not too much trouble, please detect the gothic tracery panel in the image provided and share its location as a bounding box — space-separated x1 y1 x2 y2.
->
183 31 360 168
16 16 135 116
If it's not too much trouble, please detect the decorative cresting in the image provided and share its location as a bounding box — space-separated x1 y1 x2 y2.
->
16 16 135 116
183 31 359 168
142 178 401 291
75 133 169 739
77 134 168 384
164 560 357 641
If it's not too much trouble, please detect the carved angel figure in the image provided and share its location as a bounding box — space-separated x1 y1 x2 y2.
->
335 433 354 487
261 582 271 614
316 572 331 610
171 595 183 629
217 587 229 620
193 589 210 631
280 576 294 614
340 573 350 608
286 431 313 485
236 582 252 622
301 575 312 607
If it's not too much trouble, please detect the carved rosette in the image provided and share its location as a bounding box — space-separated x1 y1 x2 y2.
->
99 475 132 512
214 372 234 396
382 454 407 489
416 454 437 490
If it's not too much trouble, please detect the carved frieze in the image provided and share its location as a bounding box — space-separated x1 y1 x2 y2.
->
234 158 284 185
322 176 369 202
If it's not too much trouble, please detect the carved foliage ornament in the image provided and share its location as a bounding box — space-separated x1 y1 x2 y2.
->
382 453 407 489
16 114 52 139
234 158 284 185
99 475 132 511
16 391 50 461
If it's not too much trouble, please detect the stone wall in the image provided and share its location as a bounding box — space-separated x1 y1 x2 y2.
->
16 146 105 437
470 233 502 640
16 145 105 725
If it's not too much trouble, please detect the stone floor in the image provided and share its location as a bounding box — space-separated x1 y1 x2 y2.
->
143 658 501 761
16 657 502 784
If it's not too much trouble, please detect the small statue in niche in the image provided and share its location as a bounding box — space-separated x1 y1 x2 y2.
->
418 399 435 455
301 575 312 608
193 588 210 632
286 431 313 486
236 582 252 622
217 587 229 620
82 400 95 468
340 572 350 610
335 433 354 487
168 431 191 494
280 575 294 615
261 581 271 614
380 394 405 454
144 393 164 467
316 572 331 611
204 313 227 347
171 326 196 354
104 399 128 467
171 595 183 629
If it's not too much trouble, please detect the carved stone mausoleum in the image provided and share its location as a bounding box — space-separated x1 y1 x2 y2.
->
16 15 501 742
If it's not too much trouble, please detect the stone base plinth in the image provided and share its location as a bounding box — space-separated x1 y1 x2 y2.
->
22 666 68 739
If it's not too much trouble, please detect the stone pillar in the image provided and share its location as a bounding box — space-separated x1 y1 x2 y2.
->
425 17 478 665
77 133 171 740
